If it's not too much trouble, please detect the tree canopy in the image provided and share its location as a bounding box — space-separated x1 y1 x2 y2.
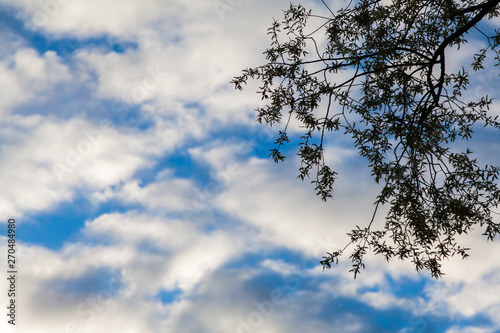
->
232 0 500 278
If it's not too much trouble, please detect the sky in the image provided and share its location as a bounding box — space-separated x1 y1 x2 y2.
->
0 0 500 332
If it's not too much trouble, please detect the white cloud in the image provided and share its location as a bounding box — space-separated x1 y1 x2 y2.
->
92 170 195 213
0 47 71 114
0 211 245 332
213 153 378 254
0 0 177 39
84 211 245 291
446 326 498 333
0 114 178 217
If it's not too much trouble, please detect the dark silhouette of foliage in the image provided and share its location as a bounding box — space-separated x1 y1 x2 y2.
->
232 0 500 278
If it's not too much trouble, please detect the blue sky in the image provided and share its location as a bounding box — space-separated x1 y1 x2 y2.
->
0 0 500 332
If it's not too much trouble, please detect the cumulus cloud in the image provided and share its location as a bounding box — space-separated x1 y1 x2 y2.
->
1 211 243 332
0 114 177 217
212 154 377 254
0 0 175 39
0 47 71 114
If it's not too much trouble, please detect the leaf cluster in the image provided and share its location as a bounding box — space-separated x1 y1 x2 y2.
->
233 0 500 278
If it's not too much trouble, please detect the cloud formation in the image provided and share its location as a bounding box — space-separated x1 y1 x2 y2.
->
0 0 499 332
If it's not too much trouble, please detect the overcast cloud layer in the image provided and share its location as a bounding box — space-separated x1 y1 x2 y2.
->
0 0 500 332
